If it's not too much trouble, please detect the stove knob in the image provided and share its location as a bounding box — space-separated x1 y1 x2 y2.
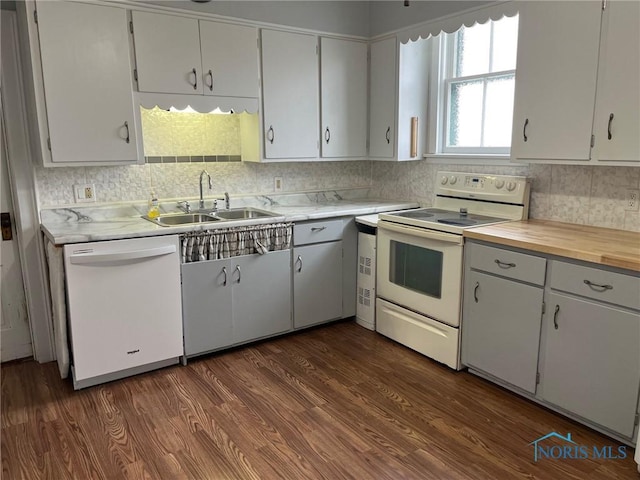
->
506 181 517 192
449 175 458 185
495 179 505 189
441 176 448 185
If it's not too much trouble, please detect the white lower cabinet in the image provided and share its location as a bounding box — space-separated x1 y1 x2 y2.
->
293 242 343 329
182 250 291 357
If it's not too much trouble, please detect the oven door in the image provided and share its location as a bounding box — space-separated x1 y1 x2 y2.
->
377 221 463 327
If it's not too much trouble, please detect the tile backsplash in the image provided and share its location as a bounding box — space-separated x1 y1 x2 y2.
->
35 160 640 232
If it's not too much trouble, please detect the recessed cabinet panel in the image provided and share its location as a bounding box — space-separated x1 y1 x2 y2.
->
261 30 319 159
541 292 640 438
320 38 368 158
462 271 543 393
199 21 259 98
593 0 640 163
369 37 397 159
132 11 203 95
36 1 138 164
511 1 601 161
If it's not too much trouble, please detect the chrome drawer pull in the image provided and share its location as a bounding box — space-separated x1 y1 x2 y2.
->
311 227 326 232
553 304 560 330
473 282 479 303
495 259 516 269
296 255 303 273
583 279 613 291
235 265 241 284
222 266 227 286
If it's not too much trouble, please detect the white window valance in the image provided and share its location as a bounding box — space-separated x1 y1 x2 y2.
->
135 92 259 114
395 1 519 44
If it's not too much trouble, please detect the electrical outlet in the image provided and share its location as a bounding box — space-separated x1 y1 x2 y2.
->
625 189 639 211
74 184 96 203
274 176 283 192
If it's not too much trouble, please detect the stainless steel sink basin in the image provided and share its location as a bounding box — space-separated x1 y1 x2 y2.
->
143 212 222 226
214 207 278 220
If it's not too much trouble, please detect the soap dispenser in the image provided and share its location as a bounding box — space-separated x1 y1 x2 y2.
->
147 191 160 219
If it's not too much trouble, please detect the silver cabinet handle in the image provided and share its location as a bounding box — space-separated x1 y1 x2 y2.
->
311 226 326 232
296 255 303 273
495 259 516 269
325 127 330 144
190 67 197 90
221 266 227 286
267 125 274 144
206 69 213 92
385 126 391 144
553 304 560 330
123 121 130 144
607 113 614 140
523 118 529 142
473 282 479 303
584 279 613 291
234 265 241 284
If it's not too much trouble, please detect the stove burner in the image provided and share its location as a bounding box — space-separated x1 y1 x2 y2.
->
398 211 434 219
437 218 478 226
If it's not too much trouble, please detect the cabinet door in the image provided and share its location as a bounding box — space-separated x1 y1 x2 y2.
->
261 30 319 159
462 271 544 393
293 242 343 329
593 0 640 163
181 259 233 356
132 11 202 94
200 21 259 98
369 37 397 159
541 292 640 438
511 2 602 161
36 1 138 164
320 38 368 158
232 250 292 344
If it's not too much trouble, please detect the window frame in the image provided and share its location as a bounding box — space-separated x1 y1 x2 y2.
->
432 18 517 157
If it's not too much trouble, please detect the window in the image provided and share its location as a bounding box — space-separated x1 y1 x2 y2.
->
437 15 518 155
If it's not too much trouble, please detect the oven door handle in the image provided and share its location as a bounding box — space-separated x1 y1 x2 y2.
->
378 221 463 245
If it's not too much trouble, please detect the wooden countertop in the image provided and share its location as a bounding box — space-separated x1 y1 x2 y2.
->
464 220 640 272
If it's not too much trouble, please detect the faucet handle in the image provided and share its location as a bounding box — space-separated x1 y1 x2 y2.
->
224 192 230 210
177 200 191 213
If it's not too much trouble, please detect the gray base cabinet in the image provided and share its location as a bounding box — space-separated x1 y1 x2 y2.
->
182 250 291 357
462 240 640 442
293 242 343 329
541 290 640 438
463 270 544 393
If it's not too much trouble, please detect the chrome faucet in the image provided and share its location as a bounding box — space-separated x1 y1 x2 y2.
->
199 170 212 209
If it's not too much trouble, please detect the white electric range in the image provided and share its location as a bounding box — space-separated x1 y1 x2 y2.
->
375 171 530 369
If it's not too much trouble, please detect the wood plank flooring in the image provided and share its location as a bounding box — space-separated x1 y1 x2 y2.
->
2 321 638 479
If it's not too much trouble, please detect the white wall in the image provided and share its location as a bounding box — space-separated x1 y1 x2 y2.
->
368 0 490 37
136 0 371 36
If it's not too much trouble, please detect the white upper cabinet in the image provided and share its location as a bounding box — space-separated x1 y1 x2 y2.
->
198 21 259 98
369 37 397 159
592 0 640 164
511 1 602 162
369 36 429 161
34 1 139 165
131 12 259 98
132 11 203 95
320 38 368 159
260 29 319 159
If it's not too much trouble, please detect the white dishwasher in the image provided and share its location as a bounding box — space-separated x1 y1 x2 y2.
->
64 235 183 389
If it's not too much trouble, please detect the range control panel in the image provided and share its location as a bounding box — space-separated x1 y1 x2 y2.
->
436 171 530 204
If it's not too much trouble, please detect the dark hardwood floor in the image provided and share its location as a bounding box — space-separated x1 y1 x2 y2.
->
2 321 637 479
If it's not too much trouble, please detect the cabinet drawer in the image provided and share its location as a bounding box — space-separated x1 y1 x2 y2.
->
550 261 640 310
466 242 547 286
294 219 343 246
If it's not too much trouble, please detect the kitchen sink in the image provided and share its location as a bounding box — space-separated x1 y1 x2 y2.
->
143 212 222 226
214 207 279 220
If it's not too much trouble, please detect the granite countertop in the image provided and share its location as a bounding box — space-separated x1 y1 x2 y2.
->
41 190 418 245
464 219 640 272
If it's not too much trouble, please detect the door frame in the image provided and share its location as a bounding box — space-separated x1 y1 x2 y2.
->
1 9 54 362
